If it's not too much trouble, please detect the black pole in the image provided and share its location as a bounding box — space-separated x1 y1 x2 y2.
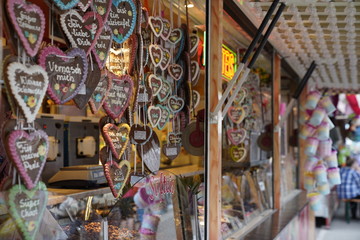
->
248 3 286 69
293 61 317 99
241 0 280 64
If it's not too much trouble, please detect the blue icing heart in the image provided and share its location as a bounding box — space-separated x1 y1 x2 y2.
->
52 0 80 10
110 0 137 44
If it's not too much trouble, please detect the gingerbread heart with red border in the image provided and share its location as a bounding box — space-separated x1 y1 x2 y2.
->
89 74 112 114
92 24 113 69
102 123 130 160
92 0 112 23
77 0 92 12
227 128 247 146
104 160 131 198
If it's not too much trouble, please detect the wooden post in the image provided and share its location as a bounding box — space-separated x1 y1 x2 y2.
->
273 53 281 209
207 0 223 239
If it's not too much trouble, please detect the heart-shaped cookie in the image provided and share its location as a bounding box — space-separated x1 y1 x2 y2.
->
60 10 103 55
168 64 183 81
141 27 152 48
103 74 133 120
50 0 79 10
147 106 162 128
77 0 92 12
6 62 48 123
92 24 113 69
148 16 163 37
99 116 115 139
92 0 112 23
108 0 137 44
157 104 170 130
189 34 200 58
168 132 182 145
89 74 112 113
160 47 171 71
102 123 130 160
6 0 45 57
230 146 247 162
227 106 246 124
168 96 184 113
136 131 160 173
7 182 48 240
227 128 247 146
161 18 172 41
157 79 171 102
192 90 200 109
147 74 163 96
136 84 152 107
149 44 163 67
233 88 247 105
6 129 49 190
162 143 180 161
130 124 152 145
104 160 131 198
168 28 182 45
38 46 88 104
190 60 200 86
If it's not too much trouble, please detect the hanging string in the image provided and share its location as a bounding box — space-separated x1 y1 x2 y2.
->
141 144 144 175
177 0 181 27
51 4 54 45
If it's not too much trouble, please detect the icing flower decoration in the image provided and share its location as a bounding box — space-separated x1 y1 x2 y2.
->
28 221 36 231
128 11 132 16
62 86 69 93
70 83 76 90
97 6 105 15
38 144 47 161
114 29 119 35
28 33 37 44
94 93 102 102
98 51 106 60
27 96 37 108
54 83 60 91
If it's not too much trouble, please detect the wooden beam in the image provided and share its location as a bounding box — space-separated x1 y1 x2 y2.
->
273 53 281 210
207 0 223 239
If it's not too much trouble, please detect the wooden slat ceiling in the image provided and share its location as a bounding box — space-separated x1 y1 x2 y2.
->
240 0 360 92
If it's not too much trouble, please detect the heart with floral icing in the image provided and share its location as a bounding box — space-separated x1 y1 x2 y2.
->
147 106 162 128
160 47 171 71
227 106 246 124
149 44 163 67
77 0 92 12
6 129 49 190
168 28 182 45
192 90 200 109
157 104 170 130
89 74 112 113
92 0 112 23
189 34 199 57
161 18 171 40
168 64 183 81
6 0 45 57
108 0 137 44
168 96 184 113
233 88 247 105
38 46 88 105
148 16 163 37
230 146 247 162
6 62 48 123
103 74 133 120
227 128 247 146
102 123 130 160
50 0 79 10
104 160 131 198
92 24 113 69
190 60 200 86
168 132 182 145
60 10 103 55
129 124 152 145
7 182 47 240
163 143 180 161
157 79 171 102
147 74 163 96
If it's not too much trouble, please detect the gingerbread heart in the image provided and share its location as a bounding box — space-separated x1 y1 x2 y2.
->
148 16 163 37
147 74 163 96
160 47 171 71
147 106 162 128
103 74 133 120
157 104 170 130
92 24 113 69
162 143 180 161
192 90 200 109
104 160 131 198
161 18 172 41
77 0 92 12
51 0 79 10
230 146 247 162
92 0 112 23
6 62 48 123
168 132 182 145
168 96 184 113
6 0 45 57
99 116 115 139
60 10 103 55
129 124 152 145
190 60 200 86
227 128 247 146
227 106 246 124
7 182 48 240
149 44 163 67
102 123 130 160
136 131 160 173
157 79 171 102
6 129 49 190
108 0 137 44
38 46 88 105
89 74 112 113
168 28 182 45
136 84 152 106
233 88 247 105
99 146 110 165
190 34 199 57
168 64 183 81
